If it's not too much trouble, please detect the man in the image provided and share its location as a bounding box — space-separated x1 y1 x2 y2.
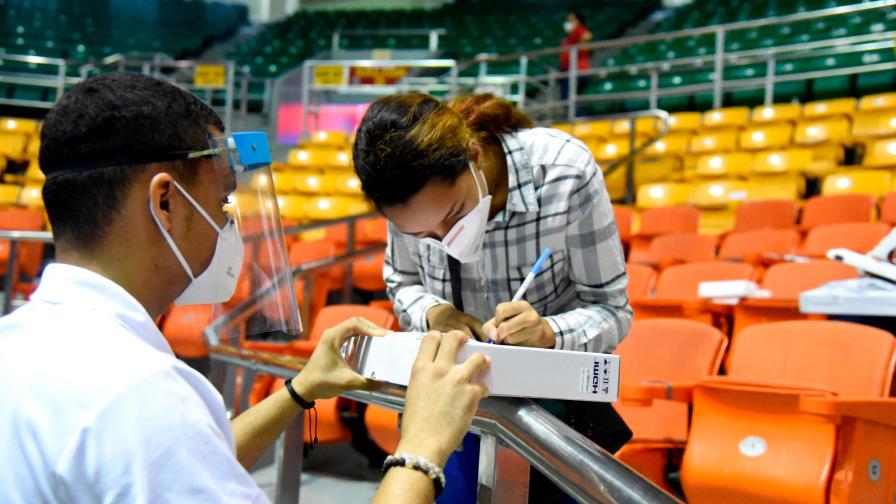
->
0 73 488 503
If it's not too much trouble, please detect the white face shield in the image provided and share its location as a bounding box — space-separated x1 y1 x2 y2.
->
188 131 303 342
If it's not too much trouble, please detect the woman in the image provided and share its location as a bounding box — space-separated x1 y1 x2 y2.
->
559 10 593 116
353 92 632 503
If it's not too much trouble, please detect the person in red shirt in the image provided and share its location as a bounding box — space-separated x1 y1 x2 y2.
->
559 11 593 117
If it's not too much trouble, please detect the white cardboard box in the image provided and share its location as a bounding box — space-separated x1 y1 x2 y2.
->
341 332 620 402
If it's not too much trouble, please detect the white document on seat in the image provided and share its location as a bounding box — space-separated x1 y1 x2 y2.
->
340 332 620 403
799 277 896 316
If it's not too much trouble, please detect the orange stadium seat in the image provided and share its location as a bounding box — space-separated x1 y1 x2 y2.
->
630 261 758 325
799 194 875 230
0 207 45 282
702 107 750 129
800 222 891 257
717 228 801 264
160 304 214 359
629 206 700 265
732 199 799 231
750 103 801 124
284 239 336 325
613 205 633 245
640 233 718 269
614 319 727 493
626 263 656 299
680 320 896 504
738 123 793 151
881 192 896 225
731 260 860 342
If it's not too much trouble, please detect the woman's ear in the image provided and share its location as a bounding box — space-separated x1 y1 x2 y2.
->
148 172 175 230
469 140 482 165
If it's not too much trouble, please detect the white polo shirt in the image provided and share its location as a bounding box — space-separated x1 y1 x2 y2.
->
0 263 267 503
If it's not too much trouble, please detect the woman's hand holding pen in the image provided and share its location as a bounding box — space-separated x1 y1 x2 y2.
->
482 301 555 348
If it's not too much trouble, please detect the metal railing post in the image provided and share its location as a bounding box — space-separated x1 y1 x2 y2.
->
713 28 725 108
240 69 249 128
626 117 637 205
765 56 776 105
273 413 304 504
343 222 356 303
568 48 578 121
477 434 498 504
56 61 66 103
449 64 459 97
518 55 528 110
331 31 341 54
224 62 235 133
3 242 19 314
429 30 439 52
300 63 311 142
649 69 659 109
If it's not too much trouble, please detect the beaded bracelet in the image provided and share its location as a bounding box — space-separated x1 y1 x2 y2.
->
382 452 446 497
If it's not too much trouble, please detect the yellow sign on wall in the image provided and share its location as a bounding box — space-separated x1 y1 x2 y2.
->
314 66 347 87
194 64 227 88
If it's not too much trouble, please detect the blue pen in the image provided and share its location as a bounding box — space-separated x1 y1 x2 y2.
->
486 248 552 343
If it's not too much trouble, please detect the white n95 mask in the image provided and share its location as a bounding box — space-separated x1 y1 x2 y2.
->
421 163 492 263
563 21 575 33
150 179 245 305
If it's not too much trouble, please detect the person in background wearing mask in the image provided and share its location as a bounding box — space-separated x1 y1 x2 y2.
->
353 92 632 503
0 73 489 503
559 10 593 117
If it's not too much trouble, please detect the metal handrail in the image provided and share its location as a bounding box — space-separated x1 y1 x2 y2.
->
332 28 448 53
468 0 896 63
207 343 682 504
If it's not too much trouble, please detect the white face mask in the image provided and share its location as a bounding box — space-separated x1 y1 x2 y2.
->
563 21 575 33
150 180 245 305
421 163 492 263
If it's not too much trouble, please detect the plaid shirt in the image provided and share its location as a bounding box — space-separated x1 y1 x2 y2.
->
383 127 631 353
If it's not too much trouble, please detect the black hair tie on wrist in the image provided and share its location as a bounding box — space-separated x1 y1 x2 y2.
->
284 377 318 450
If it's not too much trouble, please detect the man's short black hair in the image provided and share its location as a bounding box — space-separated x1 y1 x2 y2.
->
570 10 587 28
40 72 224 251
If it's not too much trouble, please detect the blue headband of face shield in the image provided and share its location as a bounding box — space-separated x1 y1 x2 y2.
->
187 131 272 174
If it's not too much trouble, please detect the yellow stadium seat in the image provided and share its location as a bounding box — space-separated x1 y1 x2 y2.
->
276 195 307 220
751 149 812 175
802 97 857 118
862 137 896 169
591 137 632 163
270 171 298 193
668 112 702 133
0 155 7 176
0 132 29 161
572 120 612 140
794 117 851 145
309 130 349 147
822 170 893 198
329 172 364 196
295 171 334 194
270 161 289 172
751 103 801 124
738 123 793 151
689 129 739 154
702 107 750 129
605 158 680 201
346 197 373 215
552 123 573 134
858 92 896 112
612 116 662 137
26 137 39 159
24 160 44 183
695 152 752 179
0 183 21 206
303 195 355 221
748 175 803 200
851 110 896 141
0 117 39 135
287 147 352 170
636 182 693 209
18 184 43 208
644 133 692 157
692 179 750 234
